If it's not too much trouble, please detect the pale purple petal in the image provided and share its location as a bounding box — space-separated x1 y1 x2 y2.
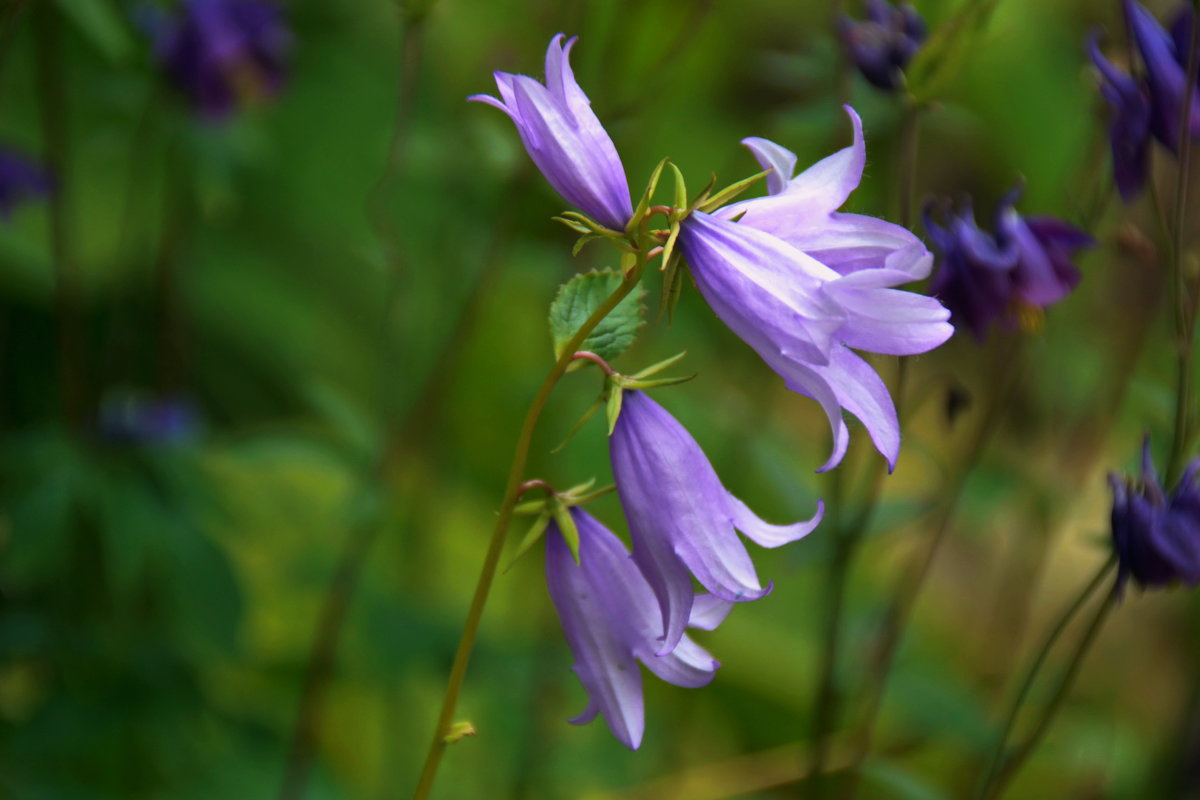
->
822 274 954 355
742 136 799 195
728 495 824 548
639 635 719 688
813 347 901 469
688 594 735 630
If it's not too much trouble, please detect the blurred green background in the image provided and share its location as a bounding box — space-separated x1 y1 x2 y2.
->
1 0 1198 798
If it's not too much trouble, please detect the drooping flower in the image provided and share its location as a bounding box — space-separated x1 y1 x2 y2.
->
143 0 290 121
470 35 633 231
544 506 731 749
1089 36 1153 200
610 391 823 654
0 146 52 219
678 107 952 470
838 0 926 92
1090 2 1200 200
925 191 1093 340
1109 439 1200 592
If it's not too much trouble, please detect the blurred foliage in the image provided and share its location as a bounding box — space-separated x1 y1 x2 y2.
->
0 0 1198 798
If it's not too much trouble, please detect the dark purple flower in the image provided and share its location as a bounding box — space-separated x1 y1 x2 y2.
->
839 0 926 92
98 393 200 444
1089 35 1153 200
679 107 952 470
1125 0 1200 152
1109 439 1200 592
145 0 290 120
0 146 52 219
544 506 731 749
926 191 1093 340
610 391 822 654
470 35 633 231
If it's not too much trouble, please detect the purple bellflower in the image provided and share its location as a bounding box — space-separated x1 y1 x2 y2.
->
925 191 1093 340
144 0 290 121
839 0 926 92
470 35 633 231
677 107 952 470
545 506 732 749
610 391 823 654
0 146 52 219
1090 1 1200 200
1109 440 1200 592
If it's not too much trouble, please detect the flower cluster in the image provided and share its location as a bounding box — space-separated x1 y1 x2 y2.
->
473 34 951 747
0 145 52 219
839 0 926 92
1109 440 1200 592
142 0 290 121
924 192 1094 340
1091 0 1200 200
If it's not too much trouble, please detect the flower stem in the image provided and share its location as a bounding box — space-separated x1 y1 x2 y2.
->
33 2 85 429
411 251 648 800
1165 5 1200 487
975 560 1117 800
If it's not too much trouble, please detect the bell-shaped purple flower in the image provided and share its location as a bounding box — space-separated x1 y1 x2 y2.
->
926 191 1093 340
679 107 952 470
545 506 731 750
1109 439 1200 592
470 35 633 231
0 146 52 219
838 0 926 92
1124 0 1200 153
143 0 290 121
1089 35 1153 201
610 391 823 654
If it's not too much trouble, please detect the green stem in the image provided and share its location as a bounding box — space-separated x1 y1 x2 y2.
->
1165 5 1200 487
977 563 1118 800
974 556 1113 800
411 255 648 800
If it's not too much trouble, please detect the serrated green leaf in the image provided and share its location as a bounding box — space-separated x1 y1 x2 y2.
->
605 386 623 436
551 504 581 565
54 0 134 63
548 269 646 362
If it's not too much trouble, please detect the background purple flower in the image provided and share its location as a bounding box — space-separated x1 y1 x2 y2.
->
610 391 822 653
0 146 53 218
544 506 730 750
839 0 926 92
470 35 632 230
1110 440 1200 592
926 191 1093 340
144 0 290 120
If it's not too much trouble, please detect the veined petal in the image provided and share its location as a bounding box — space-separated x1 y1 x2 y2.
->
742 136 798 195
747 353 851 472
812 347 901 470
728 494 824 548
639 635 719 688
823 278 953 356
772 212 933 278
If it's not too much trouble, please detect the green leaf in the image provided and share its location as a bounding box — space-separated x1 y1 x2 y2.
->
53 0 134 63
548 269 646 362
905 0 1002 102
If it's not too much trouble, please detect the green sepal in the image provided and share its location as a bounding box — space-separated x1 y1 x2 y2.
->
443 721 477 744
502 512 552 573
631 350 689 379
551 500 582 565
626 156 669 236
696 169 770 213
553 216 596 236
551 394 605 454
566 483 616 505
605 385 624 436
658 252 685 323
571 234 605 257
548 269 647 362
690 173 718 210
669 163 688 218
615 373 697 391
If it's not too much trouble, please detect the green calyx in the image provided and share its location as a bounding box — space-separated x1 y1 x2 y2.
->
506 480 616 569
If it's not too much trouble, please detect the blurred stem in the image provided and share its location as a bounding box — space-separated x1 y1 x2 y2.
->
0 0 28 79
975 561 1118 800
278 12 428 800
843 335 1022 793
33 2 85 429
809 101 921 795
411 246 649 800
1166 6 1200 487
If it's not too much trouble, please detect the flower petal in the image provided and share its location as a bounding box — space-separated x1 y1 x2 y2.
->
688 594 735 630
741 136 798 195
728 494 824 548
639 634 720 689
